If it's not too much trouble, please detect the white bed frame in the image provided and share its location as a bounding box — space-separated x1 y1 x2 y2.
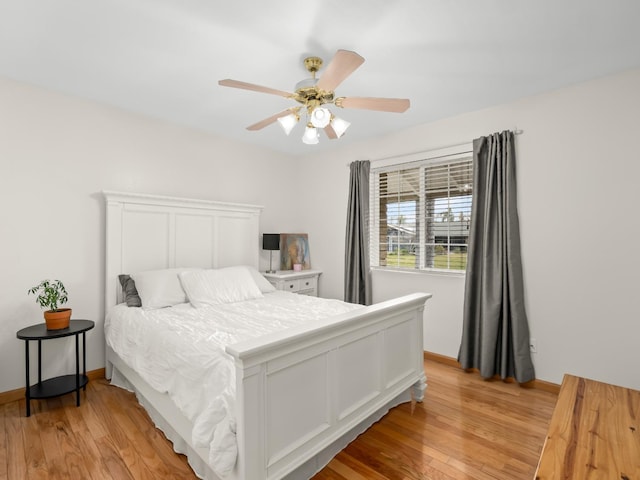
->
103 191 431 480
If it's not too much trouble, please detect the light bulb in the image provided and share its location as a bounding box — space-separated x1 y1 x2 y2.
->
302 125 319 145
330 116 350 138
277 113 298 135
310 107 331 128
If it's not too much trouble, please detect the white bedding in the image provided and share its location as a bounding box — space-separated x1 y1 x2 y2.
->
105 291 362 478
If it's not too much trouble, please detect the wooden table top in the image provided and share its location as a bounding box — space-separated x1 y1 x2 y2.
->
535 374 640 479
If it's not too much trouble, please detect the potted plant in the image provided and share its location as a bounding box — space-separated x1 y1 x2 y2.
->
28 279 71 330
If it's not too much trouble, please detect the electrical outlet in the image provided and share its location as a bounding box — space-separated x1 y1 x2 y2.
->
529 338 537 353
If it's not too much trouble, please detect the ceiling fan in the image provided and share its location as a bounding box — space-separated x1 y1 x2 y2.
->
218 49 410 145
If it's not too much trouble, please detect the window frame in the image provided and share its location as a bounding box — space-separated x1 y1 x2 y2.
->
369 145 473 275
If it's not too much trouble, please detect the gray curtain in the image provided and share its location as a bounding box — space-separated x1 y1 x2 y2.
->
458 131 535 383
344 160 372 305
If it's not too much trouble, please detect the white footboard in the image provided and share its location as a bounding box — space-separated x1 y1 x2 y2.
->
227 292 431 480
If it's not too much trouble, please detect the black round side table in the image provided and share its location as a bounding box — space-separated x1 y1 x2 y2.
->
16 319 94 417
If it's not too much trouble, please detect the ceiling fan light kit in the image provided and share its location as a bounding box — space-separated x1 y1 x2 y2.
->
218 49 410 145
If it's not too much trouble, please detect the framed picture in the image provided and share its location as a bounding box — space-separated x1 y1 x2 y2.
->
279 233 311 270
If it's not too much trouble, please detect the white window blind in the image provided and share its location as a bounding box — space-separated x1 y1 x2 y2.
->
370 153 473 272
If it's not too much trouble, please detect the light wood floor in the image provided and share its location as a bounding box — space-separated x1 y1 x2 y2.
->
0 360 557 479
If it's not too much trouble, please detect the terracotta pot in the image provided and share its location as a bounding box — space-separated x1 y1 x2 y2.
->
44 308 72 330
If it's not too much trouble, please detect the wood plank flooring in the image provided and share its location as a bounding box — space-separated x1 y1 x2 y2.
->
0 359 557 479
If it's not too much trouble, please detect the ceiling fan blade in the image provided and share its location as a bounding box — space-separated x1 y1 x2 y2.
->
337 96 410 113
316 50 365 91
324 124 338 139
218 79 293 98
246 110 292 131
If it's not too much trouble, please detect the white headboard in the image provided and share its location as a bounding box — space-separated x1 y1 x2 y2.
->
104 191 263 311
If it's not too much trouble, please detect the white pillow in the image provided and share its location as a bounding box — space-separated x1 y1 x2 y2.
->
244 265 276 293
179 267 264 307
131 268 201 309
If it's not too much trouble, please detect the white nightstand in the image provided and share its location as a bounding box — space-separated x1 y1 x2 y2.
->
263 270 322 296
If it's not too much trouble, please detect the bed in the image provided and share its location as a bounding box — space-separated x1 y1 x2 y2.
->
103 190 432 480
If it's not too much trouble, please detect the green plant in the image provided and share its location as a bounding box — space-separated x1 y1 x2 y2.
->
28 279 68 312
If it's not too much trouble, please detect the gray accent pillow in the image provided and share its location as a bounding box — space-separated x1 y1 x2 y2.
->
118 274 142 307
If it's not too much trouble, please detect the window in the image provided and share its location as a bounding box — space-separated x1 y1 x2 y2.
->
370 152 473 272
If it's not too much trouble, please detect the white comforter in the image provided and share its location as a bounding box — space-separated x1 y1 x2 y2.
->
105 291 362 477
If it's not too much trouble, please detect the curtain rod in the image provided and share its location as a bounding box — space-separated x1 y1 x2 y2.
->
347 129 523 167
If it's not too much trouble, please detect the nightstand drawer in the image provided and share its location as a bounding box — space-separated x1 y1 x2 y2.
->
283 279 301 292
298 276 317 293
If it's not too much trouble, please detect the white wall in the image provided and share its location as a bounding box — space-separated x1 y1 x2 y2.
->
3 67 639 394
0 77 299 393
299 68 640 390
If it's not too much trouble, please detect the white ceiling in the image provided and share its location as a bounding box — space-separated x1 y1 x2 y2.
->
1 0 640 156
